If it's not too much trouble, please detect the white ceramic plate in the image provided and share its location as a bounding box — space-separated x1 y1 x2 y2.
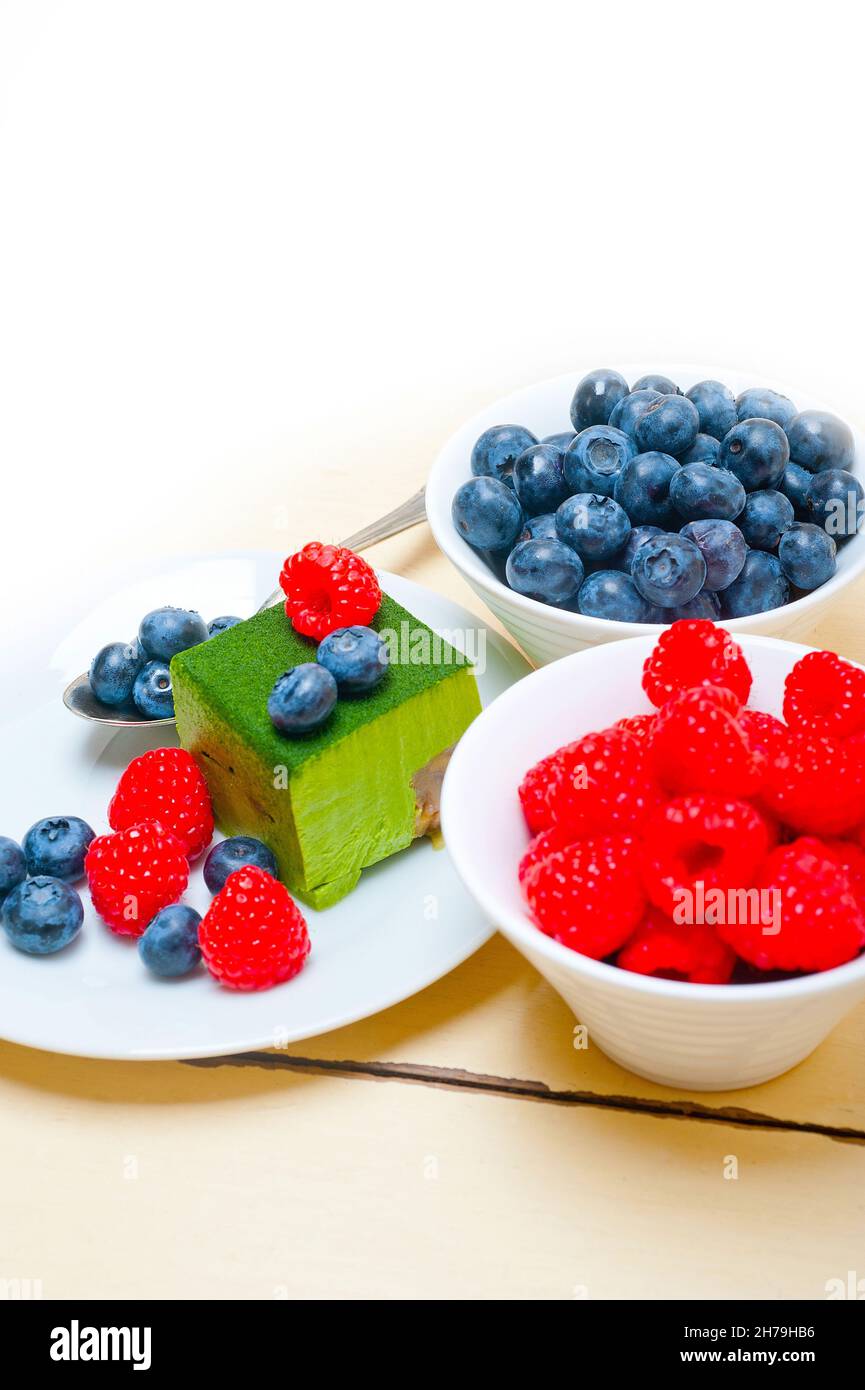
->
0 553 529 1060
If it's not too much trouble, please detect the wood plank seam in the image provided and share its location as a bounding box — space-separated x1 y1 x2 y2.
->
184 1052 865 1145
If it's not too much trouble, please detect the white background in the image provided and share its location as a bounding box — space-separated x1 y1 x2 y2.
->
1 0 862 672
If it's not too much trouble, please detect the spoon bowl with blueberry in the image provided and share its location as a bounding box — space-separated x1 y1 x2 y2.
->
63 608 244 726
63 490 428 726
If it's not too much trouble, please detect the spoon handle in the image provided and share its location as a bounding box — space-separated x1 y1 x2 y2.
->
258 487 427 612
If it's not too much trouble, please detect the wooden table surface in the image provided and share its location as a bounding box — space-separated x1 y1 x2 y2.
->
4 466 865 1302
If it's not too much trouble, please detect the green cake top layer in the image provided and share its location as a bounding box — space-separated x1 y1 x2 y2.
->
171 593 475 774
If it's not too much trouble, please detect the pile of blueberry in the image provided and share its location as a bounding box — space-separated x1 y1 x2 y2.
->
451 369 862 621
268 625 389 736
0 811 279 977
0 817 94 955
89 608 243 717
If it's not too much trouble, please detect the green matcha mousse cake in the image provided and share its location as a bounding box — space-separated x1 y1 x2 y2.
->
171 594 481 909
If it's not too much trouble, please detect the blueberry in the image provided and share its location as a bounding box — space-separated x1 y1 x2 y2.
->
139 607 208 660
505 538 584 606
632 374 681 396
805 469 864 541
452 476 523 552
634 395 700 458
721 551 790 616
632 533 707 608
317 625 389 692
577 571 660 623
518 512 558 542
786 410 855 473
736 388 797 430
679 433 722 467
719 418 789 491
613 452 681 528
669 462 746 523
570 369 630 431
23 815 94 882
541 431 576 455
738 489 795 551
563 426 636 498
0 837 26 902
512 443 569 515
556 494 631 562
680 520 748 592
1 876 83 955
608 389 663 441
138 904 202 977
268 663 337 736
778 523 837 591
203 836 279 894
478 548 509 584
780 462 814 515
611 524 663 574
685 380 738 441
672 591 722 620
133 660 174 718
207 616 243 638
471 424 538 488
89 640 146 707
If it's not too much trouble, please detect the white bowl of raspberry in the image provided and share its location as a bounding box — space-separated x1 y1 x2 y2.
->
426 363 865 667
440 624 865 1091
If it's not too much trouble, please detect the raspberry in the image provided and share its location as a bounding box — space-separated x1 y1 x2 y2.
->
824 838 865 898
614 713 657 742
518 748 566 834
649 686 765 796
108 747 214 860
199 865 310 990
642 619 752 708
761 729 865 835
279 542 382 640
85 821 189 936
617 909 736 984
718 837 865 973
518 824 577 886
523 834 645 958
738 708 788 761
640 795 776 915
783 651 865 739
545 728 663 836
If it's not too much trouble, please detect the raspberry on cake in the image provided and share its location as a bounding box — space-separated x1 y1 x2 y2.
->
171 591 481 910
279 542 381 640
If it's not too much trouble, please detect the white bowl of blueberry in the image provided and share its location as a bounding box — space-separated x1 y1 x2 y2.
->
426 364 865 665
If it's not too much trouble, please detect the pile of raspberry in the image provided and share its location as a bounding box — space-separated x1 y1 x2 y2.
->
518 619 865 982
84 745 310 991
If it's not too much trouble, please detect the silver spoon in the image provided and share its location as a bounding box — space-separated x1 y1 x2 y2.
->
63 488 427 727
